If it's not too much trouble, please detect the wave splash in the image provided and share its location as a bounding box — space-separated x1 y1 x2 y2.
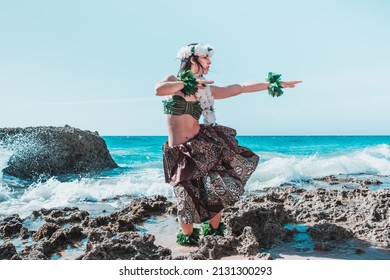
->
247 144 390 190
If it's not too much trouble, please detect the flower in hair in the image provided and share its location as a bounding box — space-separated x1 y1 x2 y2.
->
177 47 192 61
176 44 214 60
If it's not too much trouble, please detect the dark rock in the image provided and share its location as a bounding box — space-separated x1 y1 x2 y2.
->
86 228 115 243
112 195 174 225
0 214 24 238
20 243 50 260
223 192 293 248
308 222 353 241
36 207 89 225
81 232 171 260
0 125 118 180
187 227 259 260
32 223 61 241
20 227 31 240
355 248 365 254
49 225 85 248
256 252 273 260
236 227 260 256
21 225 86 259
288 187 390 246
0 242 18 260
314 242 332 251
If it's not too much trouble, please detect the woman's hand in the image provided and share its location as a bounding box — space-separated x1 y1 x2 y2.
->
281 80 302 88
196 79 214 90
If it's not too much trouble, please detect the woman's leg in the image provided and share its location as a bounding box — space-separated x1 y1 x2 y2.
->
179 220 193 235
209 211 222 229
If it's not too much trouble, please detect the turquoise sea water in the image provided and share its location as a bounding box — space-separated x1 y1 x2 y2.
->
1 136 390 218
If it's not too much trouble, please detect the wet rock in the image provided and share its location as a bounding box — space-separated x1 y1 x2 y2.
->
288 187 390 246
81 232 171 260
32 223 61 241
314 241 332 251
256 252 273 260
185 235 238 260
20 243 50 260
83 214 135 234
82 196 171 235
355 248 365 254
34 207 89 225
0 125 118 180
313 175 382 188
182 227 259 260
48 225 85 249
86 228 115 243
223 193 293 248
236 227 260 256
308 221 353 241
0 214 25 238
314 175 339 185
21 225 86 260
112 195 174 225
20 229 30 240
0 242 18 260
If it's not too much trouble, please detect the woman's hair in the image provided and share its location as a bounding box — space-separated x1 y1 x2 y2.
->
177 43 206 76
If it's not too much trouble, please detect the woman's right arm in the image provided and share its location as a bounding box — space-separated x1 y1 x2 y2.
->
154 75 184 96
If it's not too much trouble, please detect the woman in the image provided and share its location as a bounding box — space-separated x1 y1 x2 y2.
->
155 43 301 245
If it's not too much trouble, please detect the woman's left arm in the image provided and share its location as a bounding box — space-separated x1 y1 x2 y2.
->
211 81 302 100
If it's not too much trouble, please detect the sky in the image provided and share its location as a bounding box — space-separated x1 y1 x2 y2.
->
0 0 389 136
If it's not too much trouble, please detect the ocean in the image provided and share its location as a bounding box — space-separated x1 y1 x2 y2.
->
1 135 390 220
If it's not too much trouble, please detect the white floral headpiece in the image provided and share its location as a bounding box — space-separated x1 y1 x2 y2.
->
176 44 214 60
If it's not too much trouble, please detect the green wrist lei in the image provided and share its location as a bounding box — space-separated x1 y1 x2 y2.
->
266 72 284 97
178 70 199 96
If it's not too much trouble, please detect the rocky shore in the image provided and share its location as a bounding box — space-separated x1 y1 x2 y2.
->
1 179 389 260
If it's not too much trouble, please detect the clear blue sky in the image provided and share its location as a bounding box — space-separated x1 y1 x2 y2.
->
1 0 389 136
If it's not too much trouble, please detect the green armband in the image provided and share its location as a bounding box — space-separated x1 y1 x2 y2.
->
178 70 199 96
266 72 284 97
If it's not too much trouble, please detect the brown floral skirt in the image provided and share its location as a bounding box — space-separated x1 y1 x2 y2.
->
163 124 259 224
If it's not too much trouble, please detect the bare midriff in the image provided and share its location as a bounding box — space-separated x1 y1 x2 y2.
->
166 114 200 147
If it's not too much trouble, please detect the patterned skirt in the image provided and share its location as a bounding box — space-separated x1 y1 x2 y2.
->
162 124 259 224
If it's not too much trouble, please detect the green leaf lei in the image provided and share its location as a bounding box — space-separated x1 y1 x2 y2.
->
178 70 199 96
200 222 226 236
266 72 284 97
176 228 200 245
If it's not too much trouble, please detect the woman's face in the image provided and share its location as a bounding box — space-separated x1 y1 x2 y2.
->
191 55 211 75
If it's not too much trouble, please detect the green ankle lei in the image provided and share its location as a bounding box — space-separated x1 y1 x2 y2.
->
266 72 284 97
200 222 226 236
176 228 200 245
178 70 199 96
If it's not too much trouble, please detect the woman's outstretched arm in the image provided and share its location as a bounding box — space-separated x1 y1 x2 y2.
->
211 80 302 100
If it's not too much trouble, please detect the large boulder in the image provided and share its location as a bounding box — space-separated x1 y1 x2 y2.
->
0 125 118 180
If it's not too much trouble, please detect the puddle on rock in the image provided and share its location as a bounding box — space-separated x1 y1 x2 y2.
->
51 237 88 260
266 223 390 260
137 215 198 258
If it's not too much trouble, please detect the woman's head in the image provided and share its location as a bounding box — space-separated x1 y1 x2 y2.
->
176 43 214 76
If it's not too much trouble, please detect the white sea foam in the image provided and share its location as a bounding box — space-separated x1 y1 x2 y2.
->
0 146 12 176
0 146 13 202
246 144 390 190
0 167 172 219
